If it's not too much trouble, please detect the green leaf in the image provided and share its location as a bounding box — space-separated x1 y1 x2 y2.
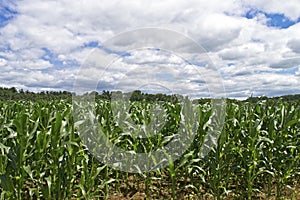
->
23 165 33 180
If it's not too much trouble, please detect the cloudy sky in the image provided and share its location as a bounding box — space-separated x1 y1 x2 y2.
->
1 0 300 99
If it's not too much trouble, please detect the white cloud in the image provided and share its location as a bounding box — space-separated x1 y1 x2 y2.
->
0 58 7 66
287 39 300 53
270 57 300 69
296 67 300 76
0 0 300 98
219 42 265 61
74 48 223 98
189 13 243 51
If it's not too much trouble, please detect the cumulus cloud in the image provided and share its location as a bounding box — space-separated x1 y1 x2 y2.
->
296 67 300 76
270 57 300 69
0 58 7 66
75 48 218 99
0 0 300 98
287 39 300 53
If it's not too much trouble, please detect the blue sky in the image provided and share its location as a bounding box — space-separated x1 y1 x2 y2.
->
0 0 300 99
245 9 300 29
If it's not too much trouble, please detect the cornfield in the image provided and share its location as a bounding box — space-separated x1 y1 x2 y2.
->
0 98 299 199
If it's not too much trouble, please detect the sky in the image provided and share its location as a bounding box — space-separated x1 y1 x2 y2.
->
0 0 300 99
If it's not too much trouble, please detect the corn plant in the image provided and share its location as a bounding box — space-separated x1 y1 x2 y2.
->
0 97 299 199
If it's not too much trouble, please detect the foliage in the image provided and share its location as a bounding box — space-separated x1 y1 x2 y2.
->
0 96 299 199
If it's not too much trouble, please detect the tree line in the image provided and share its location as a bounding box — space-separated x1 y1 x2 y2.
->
1 87 299 102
